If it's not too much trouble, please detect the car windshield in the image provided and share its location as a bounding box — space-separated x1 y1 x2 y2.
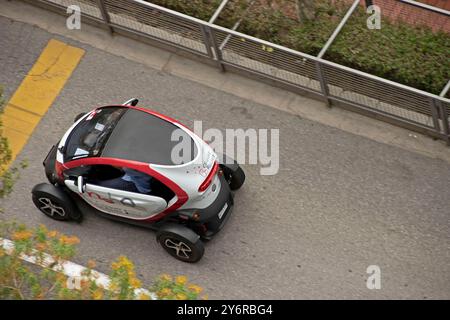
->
63 107 127 162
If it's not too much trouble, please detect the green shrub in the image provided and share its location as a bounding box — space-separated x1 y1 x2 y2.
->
145 0 449 94
0 222 207 300
326 8 450 95
215 0 348 52
0 86 27 199
0 86 14 199
227 2 449 94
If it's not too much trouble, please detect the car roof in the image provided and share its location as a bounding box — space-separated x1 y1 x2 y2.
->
101 107 197 165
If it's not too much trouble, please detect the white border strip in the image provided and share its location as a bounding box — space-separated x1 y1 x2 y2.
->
400 0 450 16
0 237 157 300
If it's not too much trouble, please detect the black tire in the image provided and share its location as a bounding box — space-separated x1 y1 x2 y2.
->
228 166 245 191
157 230 204 263
74 112 87 123
32 183 78 221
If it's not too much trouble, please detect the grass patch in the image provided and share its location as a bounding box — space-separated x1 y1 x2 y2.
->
144 0 449 94
326 8 450 95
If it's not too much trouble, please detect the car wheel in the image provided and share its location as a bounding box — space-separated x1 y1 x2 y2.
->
228 166 245 191
32 183 78 221
157 231 204 263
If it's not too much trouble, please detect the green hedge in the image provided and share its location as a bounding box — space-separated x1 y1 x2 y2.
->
325 8 450 95
146 0 449 95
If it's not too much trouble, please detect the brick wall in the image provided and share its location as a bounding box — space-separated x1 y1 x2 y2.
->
361 0 450 33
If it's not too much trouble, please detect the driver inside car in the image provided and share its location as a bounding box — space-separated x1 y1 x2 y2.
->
94 167 152 194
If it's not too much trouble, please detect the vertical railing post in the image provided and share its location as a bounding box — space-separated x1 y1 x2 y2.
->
209 28 225 72
429 98 441 134
316 61 331 108
96 0 113 34
201 25 225 72
199 25 215 60
436 99 450 145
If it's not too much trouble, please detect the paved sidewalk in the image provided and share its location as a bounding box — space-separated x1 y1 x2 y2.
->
2 0 450 164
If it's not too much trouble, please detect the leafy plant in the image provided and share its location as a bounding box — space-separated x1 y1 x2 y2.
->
326 7 450 94
0 222 207 300
0 86 28 200
145 0 449 94
152 274 207 300
235 1 449 94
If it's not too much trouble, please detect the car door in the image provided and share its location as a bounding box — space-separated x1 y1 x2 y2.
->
64 173 168 220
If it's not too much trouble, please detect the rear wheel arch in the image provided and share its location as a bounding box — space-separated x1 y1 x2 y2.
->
156 223 200 244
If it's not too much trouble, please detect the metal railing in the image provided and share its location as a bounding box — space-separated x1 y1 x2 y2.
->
20 0 450 143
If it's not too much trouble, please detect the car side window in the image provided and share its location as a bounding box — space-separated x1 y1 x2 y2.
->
63 165 91 180
63 165 123 181
64 164 175 201
148 176 175 202
87 165 124 182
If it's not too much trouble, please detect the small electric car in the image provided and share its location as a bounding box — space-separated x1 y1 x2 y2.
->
31 99 245 262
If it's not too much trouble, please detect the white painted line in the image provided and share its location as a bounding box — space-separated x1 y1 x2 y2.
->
0 237 157 300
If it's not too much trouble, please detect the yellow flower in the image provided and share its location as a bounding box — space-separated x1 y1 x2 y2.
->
35 243 47 251
87 260 96 269
47 230 58 238
138 293 151 300
118 256 134 270
187 284 203 294
59 235 80 245
176 293 188 300
160 274 172 282
12 230 33 241
92 289 104 300
201 294 209 300
158 288 172 297
127 269 136 279
109 282 119 291
130 278 142 289
175 275 188 285
111 262 120 271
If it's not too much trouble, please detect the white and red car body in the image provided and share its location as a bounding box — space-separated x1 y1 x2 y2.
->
50 104 233 237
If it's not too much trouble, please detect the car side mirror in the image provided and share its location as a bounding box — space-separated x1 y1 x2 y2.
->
77 176 85 194
123 98 139 106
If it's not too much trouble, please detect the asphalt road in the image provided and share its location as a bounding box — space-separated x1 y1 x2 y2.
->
1 16 449 299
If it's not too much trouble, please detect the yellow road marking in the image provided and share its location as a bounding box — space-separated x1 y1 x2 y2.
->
1 39 85 169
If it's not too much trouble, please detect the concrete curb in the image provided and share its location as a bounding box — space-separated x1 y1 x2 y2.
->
0 237 158 300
